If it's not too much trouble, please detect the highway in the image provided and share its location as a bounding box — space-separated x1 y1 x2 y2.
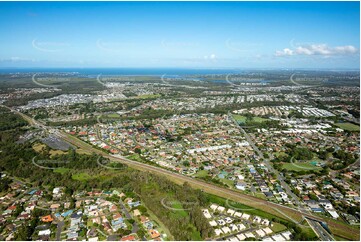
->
2 104 358 241
306 218 334 241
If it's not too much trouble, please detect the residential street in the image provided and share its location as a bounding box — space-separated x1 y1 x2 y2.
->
56 221 64 241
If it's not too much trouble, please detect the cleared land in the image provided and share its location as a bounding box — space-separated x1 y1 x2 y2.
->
232 114 268 123
232 114 247 123
335 122 360 131
194 170 209 178
282 162 322 171
107 113 120 118
72 172 92 181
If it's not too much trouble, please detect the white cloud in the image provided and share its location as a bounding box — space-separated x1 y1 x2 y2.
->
275 48 293 56
275 44 358 57
333 45 358 54
204 54 216 61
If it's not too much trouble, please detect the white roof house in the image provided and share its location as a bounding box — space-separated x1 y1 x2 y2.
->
263 227 273 235
53 188 60 194
245 232 255 238
227 236 239 241
222 226 231 234
217 219 226 226
253 216 262 223
241 213 250 220
237 234 246 241
234 212 243 218
327 209 339 219
217 206 225 212
238 174 245 180
209 220 217 227
236 183 246 190
38 229 51 236
215 229 223 236
210 204 218 211
202 209 212 219
237 223 246 231
262 219 270 226
255 229 266 237
227 209 235 216
281 231 292 240
225 217 233 223
272 234 285 241
230 224 238 231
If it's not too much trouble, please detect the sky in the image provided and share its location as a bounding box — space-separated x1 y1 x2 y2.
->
0 1 359 69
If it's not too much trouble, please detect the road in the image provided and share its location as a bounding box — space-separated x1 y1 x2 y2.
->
306 218 334 241
2 105 358 241
228 112 302 207
119 199 139 234
228 112 336 240
56 221 64 241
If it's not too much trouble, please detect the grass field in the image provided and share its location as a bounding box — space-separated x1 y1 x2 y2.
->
53 168 70 174
232 114 268 124
220 178 235 188
136 94 161 99
194 170 209 178
107 113 120 118
49 149 67 157
274 151 287 158
232 114 247 123
282 162 322 171
271 222 287 233
335 122 360 131
75 148 92 155
334 235 351 241
169 201 188 218
253 116 268 122
72 172 91 181
127 153 145 162
32 143 46 152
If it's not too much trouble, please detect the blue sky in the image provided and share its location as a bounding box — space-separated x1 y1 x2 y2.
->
0 1 359 69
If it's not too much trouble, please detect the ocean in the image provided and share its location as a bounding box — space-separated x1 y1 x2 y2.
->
0 68 242 76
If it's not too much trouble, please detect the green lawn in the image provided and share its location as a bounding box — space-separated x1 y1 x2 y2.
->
72 172 91 181
53 168 70 174
136 94 161 99
282 162 322 171
334 235 351 241
274 151 287 158
253 117 268 122
271 222 287 233
107 113 120 118
195 170 209 178
127 153 145 162
169 201 188 218
232 114 268 124
191 230 202 241
232 114 247 123
335 123 360 131
220 178 235 188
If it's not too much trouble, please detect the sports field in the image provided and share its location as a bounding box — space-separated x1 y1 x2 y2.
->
335 122 360 131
